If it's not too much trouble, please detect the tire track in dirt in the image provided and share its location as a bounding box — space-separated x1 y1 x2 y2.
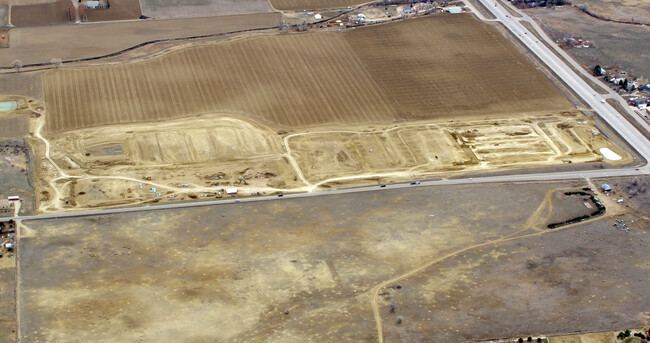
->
368 186 596 343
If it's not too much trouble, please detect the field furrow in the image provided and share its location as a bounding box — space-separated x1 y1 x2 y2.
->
43 14 571 133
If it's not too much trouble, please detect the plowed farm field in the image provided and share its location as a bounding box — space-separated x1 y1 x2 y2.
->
269 0 370 10
43 14 572 133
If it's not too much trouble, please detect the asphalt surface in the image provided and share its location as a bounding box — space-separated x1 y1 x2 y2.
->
477 0 650 160
9 2 650 222
10 167 646 221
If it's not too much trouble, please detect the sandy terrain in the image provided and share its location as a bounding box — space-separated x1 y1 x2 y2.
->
25 109 629 212
16 178 649 342
269 0 369 11
140 0 272 20
0 12 280 66
42 14 571 133
526 6 650 78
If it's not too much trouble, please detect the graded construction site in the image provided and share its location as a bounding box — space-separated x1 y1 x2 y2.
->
35 110 630 211
28 13 635 212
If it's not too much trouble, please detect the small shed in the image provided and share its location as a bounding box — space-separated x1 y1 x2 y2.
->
600 183 612 192
85 1 101 8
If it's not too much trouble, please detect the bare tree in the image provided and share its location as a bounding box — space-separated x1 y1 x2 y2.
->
50 57 62 68
11 60 22 72
297 19 308 32
278 16 287 34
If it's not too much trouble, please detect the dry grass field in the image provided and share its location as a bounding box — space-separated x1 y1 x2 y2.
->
269 0 370 10
139 0 272 20
85 0 141 22
0 12 280 66
42 14 572 133
10 0 69 26
16 179 650 342
571 0 650 25
0 259 15 343
527 6 650 79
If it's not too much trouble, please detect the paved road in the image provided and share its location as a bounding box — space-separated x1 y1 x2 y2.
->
8 3 650 222
497 1 650 134
477 0 650 158
10 166 647 221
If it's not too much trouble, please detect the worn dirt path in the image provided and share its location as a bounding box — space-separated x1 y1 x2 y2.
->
369 186 599 342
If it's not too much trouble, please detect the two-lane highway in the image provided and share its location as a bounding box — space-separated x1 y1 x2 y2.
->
477 0 650 162
10 166 647 222
7 3 650 222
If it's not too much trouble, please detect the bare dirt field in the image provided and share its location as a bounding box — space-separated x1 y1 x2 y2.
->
85 0 142 22
0 73 43 100
0 5 7 26
42 14 571 133
31 110 631 212
526 6 650 79
17 178 650 342
570 0 650 25
0 12 280 66
269 0 369 11
139 0 272 20
10 0 70 27
0 116 28 138
0 28 8 49
344 15 570 120
42 31 394 132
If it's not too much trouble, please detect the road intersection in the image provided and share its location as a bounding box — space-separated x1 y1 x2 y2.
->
8 1 650 222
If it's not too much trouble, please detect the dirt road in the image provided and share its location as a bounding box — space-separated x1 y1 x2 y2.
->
0 12 279 66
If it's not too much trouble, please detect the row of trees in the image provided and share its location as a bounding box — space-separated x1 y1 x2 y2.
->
9 57 62 72
593 64 638 92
